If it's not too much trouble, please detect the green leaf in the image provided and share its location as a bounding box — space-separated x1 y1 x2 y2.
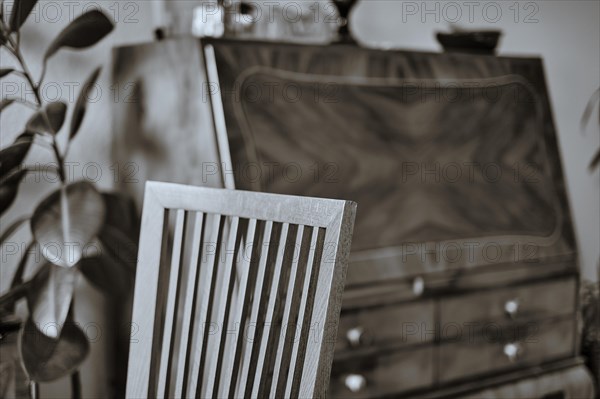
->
0 98 15 112
0 169 28 215
0 68 14 78
70 67 101 140
31 181 106 268
9 0 38 32
25 263 77 339
0 140 31 179
20 317 89 382
44 10 114 60
0 214 29 243
26 101 68 135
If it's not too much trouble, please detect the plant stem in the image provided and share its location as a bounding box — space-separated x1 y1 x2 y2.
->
71 371 82 399
29 381 39 399
4 33 67 183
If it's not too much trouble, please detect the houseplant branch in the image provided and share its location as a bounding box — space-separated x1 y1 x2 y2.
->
1 3 138 397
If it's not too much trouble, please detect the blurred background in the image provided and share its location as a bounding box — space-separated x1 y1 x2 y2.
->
1 1 598 397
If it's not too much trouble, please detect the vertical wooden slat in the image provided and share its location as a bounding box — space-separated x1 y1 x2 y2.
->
219 219 258 397
251 223 291 398
204 216 241 398
147 210 172 397
126 189 166 398
270 225 310 398
286 227 325 398
173 212 204 398
157 210 187 397
237 221 276 397
299 202 355 398
186 214 225 398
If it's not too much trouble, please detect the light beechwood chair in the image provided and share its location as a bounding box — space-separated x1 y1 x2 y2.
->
126 181 356 398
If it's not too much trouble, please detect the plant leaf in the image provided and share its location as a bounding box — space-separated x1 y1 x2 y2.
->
44 10 114 60
25 263 77 339
31 181 106 268
590 149 600 172
0 140 32 214
79 193 138 296
101 192 139 241
79 243 133 297
26 101 68 135
70 67 101 140
0 98 15 112
0 68 14 78
581 88 600 130
14 130 35 144
5 242 35 313
20 317 89 382
9 0 38 32
0 169 28 215
0 214 29 243
0 140 32 179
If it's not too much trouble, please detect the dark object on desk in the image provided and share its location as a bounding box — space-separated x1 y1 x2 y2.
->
436 30 502 54
332 0 359 43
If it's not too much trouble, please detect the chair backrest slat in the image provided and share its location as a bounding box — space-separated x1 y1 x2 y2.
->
185 214 224 398
236 220 274 398
285 226 326 398
126 182 356 398
203 216 240 398
157 209 187 397
173 211 204 398
270 225 309 398
220 218 257 398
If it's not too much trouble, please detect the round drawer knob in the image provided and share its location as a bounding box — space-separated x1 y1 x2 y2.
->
413 276 425 296
346 326 364 348
344 374 367 393
503 342 521 362
504 299 520 318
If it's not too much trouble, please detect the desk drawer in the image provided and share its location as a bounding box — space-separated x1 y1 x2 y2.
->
336 300 435 352
329 346 434 398
438 317 575 383
440 278 576 326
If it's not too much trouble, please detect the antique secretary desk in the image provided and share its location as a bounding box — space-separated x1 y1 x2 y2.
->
112 38 595 398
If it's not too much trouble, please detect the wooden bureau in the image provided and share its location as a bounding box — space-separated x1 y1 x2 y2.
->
112 38 596 398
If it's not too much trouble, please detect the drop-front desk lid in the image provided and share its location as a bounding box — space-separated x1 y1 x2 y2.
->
203 39 577 287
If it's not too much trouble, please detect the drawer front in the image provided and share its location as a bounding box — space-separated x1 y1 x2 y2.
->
329 346 434 398
438 317 575 383
440 278 576 326
336 300 435 352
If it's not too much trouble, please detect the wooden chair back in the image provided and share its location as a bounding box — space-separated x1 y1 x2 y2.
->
126 181 356 398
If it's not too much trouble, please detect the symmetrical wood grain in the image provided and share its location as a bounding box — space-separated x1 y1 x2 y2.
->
205 39 577 280
126 181 356 398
